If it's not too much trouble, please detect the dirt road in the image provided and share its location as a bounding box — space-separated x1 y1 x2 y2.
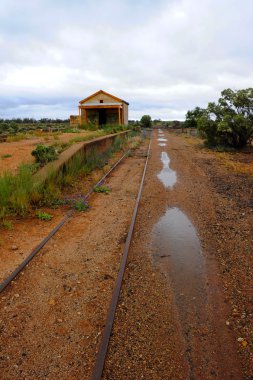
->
103 130 252 379
0 131 252 379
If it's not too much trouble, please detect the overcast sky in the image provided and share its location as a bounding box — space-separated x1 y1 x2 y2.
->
0 0 252 120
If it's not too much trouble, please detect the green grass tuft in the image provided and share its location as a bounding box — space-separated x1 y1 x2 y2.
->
36 211 53 221
2 219 12 229
1 154 12 159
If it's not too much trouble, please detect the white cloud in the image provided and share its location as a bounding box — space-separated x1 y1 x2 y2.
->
0 0 252 119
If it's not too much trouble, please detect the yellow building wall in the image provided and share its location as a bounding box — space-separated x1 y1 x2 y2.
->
123 103 128 125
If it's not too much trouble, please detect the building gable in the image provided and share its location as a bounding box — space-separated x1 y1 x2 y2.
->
79 90 129 105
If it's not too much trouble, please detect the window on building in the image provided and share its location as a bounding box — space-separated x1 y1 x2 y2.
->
100 100 103 103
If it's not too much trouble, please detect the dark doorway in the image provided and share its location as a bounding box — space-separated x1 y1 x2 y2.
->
99 109 106 126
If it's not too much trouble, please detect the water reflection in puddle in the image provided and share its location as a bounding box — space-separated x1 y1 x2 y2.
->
151 208 207 377
152 208 205 292
157 152 176 188
157 138 167 142
158 143 166 147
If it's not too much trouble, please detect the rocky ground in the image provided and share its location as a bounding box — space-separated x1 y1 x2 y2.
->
0 131 252 379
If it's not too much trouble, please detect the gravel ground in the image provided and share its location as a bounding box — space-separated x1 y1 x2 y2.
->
0 145 148 379
0 131 252 379
103 130 252 380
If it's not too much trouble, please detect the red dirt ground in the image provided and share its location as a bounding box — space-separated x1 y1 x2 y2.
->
0 131 101 175
0 132 252 379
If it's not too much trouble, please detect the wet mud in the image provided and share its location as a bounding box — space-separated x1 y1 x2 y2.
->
150 130 243 379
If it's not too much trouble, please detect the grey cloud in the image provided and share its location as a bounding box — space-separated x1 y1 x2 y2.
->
0 0 252 120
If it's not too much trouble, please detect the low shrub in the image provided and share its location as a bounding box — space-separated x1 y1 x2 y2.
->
36 211 53 221
65 195 89 211
1 154 12 159
94 183 110 194
32 144 58 165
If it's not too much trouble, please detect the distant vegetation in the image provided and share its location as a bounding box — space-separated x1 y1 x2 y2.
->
185 88 253 148
0 118 133 142
140 115 152 128
0 118 71 140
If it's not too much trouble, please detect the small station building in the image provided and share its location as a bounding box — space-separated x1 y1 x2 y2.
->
70 90 129 127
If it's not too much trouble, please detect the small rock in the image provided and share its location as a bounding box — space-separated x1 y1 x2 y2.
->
237 337 244 342
11 246 18 251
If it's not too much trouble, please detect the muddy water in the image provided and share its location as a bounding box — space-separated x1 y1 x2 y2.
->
152 207 205 298
157 152 176 188
151 208 209 378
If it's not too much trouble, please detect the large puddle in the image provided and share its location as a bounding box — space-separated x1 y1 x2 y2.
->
152 208 205 295
157 152 176 188
151 208 207 377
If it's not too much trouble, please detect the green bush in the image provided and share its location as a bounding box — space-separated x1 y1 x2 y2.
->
32 144 58 165
94 183 110 194
36 211 53 221
186 88 253 148
140 115 152 128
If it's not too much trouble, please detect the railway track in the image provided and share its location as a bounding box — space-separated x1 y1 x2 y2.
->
0 149 130 294
0 136 152 379
92 137 152 380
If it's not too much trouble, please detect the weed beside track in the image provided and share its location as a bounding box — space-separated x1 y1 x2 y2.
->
0 134 130 221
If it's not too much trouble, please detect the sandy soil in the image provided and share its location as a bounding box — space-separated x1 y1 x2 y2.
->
0 145 148 379
0 131 99 175
0 131 252 379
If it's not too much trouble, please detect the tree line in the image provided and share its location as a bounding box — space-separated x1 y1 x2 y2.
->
0 118 70 124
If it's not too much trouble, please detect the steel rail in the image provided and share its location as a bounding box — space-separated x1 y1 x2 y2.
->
91 136 152 380
0 150 130 294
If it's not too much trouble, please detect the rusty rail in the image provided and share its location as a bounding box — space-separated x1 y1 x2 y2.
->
91 136 152 380
0 150 130 294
